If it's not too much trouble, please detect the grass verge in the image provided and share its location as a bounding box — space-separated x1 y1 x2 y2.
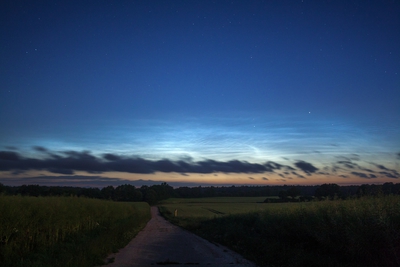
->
0 195 150 267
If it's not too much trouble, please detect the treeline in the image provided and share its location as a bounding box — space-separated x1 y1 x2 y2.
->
1 182 400 204
0 182 173 205
174 182 400 200
268 182 400 203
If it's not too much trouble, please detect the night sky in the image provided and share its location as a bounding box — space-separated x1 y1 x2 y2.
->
1 0 399 187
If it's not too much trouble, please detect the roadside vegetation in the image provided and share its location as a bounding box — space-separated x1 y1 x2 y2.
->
0 196 150 267
2 182 400 266
0 182 174 205
159 195 400 267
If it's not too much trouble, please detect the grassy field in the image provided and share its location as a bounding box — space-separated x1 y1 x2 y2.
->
0 195 150 267
159 196 274 220
159 196 400 267
161 196 271 203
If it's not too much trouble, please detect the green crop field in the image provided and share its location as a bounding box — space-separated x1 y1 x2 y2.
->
161 196 272 204
159 196 288 219
0 195 150 267
159 195 400 267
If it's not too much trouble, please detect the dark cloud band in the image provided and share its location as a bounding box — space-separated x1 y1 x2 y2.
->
1 148 399 180
0 149 284 175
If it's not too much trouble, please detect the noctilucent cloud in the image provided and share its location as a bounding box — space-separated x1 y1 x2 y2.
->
1 0 399 187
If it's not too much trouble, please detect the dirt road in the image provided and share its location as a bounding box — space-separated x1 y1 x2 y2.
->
102 207 257 267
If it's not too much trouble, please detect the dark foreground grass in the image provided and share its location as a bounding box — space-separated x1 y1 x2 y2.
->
0 196 151 267
160 196 400 267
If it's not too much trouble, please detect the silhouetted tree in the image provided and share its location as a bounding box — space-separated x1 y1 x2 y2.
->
315 183 341 200
79 187 101 199
101 185 115 200
278 190 288 200
17 185 44 197
382 182 394 195
133 190 143 202
357 184 382 197
143 189 158 205
287 187 301 199
114 184 142 202
150 182 174 201
382 182 400 195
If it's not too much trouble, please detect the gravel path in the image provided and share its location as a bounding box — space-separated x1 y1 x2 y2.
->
101 206 257 267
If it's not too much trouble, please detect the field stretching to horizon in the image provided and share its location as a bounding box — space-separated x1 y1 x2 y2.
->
159 196 400 267
0 196 150 267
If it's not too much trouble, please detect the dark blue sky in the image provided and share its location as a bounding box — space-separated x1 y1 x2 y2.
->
1 0 399 187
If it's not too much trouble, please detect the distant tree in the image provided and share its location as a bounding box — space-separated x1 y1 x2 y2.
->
48 186 64 196
79 187 101 199
385 183 400 195
204 186 217 197
278 190 288 200
133 190 143 202
101 185 115 200
17 185 44 197
315 183 341 200
190 186 202 198
287 187 301 199
263 186 271 197
357 184 382 197
114 184 143 202
382 182 394 195
114 184 132 201
144 189 158 205
0 183 4 194
150 182 174 201
174 186 190 198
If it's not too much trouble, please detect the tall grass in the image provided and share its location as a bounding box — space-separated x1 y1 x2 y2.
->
0 195 150 267
160 196 400 267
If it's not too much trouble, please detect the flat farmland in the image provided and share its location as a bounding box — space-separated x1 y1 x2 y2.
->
159 196 400 267
159 196 280 218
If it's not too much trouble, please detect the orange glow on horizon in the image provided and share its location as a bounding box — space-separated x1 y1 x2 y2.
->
1 170 398 187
